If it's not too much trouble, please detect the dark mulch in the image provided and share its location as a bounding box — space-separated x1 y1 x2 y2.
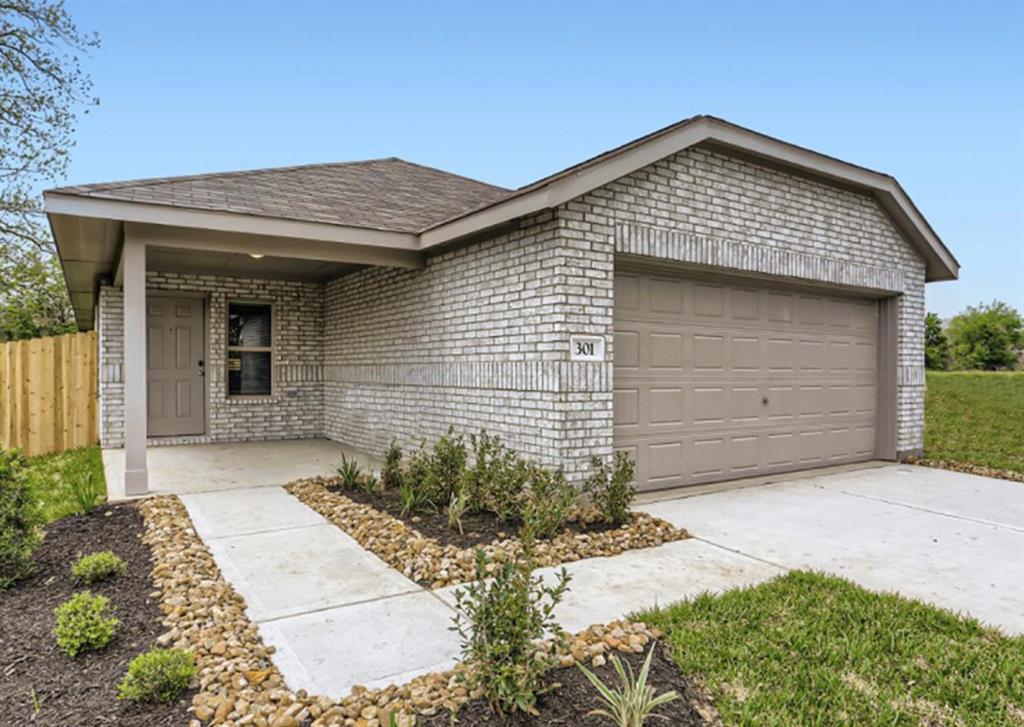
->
330 483 618 549
420 641 713 726
0 503 193 726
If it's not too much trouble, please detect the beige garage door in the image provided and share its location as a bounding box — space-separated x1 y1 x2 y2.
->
614 267 879 490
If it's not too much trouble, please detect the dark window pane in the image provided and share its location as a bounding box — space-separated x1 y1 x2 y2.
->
228 351 271 395
228 304 271 347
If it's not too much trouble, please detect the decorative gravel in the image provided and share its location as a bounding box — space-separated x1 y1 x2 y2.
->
139 495 667 727
905 456 1024 483
286 477 690 589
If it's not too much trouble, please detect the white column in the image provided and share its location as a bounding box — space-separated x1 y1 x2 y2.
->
122 237 148 495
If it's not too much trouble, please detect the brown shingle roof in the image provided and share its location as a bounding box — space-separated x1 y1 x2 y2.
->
50 157 512 233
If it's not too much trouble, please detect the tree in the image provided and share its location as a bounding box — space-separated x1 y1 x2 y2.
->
947 301 1023 371
0 0 98 340
924 312 949 370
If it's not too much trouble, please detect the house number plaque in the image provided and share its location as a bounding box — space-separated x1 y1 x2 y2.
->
570 335 605 362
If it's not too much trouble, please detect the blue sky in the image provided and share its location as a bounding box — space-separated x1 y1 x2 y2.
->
62 0 1023 317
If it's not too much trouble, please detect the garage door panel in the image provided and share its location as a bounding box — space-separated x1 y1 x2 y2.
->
615 268 879 490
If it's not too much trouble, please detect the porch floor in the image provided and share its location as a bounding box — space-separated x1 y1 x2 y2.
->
102 438 381 501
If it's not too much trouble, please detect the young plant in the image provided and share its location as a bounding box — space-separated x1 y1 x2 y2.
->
583 451 637 527
62 465 104 515
71 550 126 583
381 439 403 490
430 427 467 503
0 448 39 590
336 452 363 490
118 647 195 703
465 431 529 522
576 645 678 727
398 478 434 515
53 591 119 657
520 465 577 540
452 548 571 715
447 485 470 534
361 473 380 496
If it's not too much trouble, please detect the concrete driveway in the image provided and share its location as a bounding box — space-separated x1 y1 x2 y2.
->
641 463 1024 635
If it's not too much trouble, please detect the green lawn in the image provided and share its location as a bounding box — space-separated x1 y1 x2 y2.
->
643 571 1024 727
22 446 106 523
925 371 1024 473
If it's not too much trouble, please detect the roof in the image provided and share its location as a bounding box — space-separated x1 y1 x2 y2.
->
45 115 959 331
50 157 511 234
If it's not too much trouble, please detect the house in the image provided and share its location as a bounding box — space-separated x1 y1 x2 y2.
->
45 115 959 496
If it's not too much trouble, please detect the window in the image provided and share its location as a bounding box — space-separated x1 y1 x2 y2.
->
227 303 272 396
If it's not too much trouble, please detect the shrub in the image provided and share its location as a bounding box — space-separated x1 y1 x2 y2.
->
576 645 678 727
381 439 403 490
399 445 436 514
583 451 637 527
336 452 363 490
520 465 576 540
465 431 529 522
0 449 39 590
72 550 126 583
430 427 467 503
118 647 195 703
452 548 570 715
62 464 104 515
947 300 1024 370
53 591 118 657
447 485 470 534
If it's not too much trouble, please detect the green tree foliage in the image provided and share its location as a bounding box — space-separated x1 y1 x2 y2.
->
0 1 98 340
924 312 950 370
947 301 1023 371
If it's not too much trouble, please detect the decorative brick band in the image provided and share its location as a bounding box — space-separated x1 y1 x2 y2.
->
324 360 612 393
99 363 322 385
616 223 905 293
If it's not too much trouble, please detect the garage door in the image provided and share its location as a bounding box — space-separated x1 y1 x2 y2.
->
614 267 879 490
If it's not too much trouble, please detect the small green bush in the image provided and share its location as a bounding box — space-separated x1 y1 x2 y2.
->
430 427 467 504
381 439 403 490
72 550 127 583
337 452 363 490
0 449 39 590
118 647 195 703
583 451 637 526
62 465 104 515
399 444 436 514
465 431 529 522
453 548 571 714
53 591 118 657
520 465 576 540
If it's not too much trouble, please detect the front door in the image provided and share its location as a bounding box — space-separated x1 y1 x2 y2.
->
147 295 205 436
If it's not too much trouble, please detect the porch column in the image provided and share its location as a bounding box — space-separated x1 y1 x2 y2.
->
122 237 148 495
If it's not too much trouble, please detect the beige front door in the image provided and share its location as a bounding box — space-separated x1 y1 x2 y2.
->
614 267 879 491
147 295 205 437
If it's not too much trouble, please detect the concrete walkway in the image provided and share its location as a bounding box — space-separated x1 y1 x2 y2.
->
180 487 461 697
182 463 1023 699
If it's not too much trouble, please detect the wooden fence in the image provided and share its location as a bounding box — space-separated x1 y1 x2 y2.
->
0 331 99 457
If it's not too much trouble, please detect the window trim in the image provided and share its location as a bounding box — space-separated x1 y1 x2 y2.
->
226 300 274 398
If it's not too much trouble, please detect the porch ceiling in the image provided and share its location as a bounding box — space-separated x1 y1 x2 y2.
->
147 245 360 283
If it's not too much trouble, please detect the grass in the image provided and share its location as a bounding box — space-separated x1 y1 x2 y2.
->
925 371 1024 473
643 571 1024 727
22 446 106 523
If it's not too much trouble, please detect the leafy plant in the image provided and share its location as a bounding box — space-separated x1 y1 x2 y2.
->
62 465 104 515
452 548 571 714
336 452 363 490
361 473 380 496
947 301 1023 371
381 439 403 490
520 465 576 540
430 427 467 504
447 485 470 534
53 591 118 657
583 451 637 527
465 431 529 522
0 449 39 590
576 645 678 726
925 312 950 371
118 647 195 703
398 477 434 515
71 550 126 583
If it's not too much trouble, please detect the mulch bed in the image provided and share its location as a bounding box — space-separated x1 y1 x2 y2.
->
333 483 618 549
906 456 1024 483
0 503 193 726
419 641 714 726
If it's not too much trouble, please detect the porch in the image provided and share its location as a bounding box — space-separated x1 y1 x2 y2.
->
101 438 382 500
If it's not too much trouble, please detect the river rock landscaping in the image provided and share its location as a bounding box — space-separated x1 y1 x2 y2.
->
0 502 193 726
138 493 689 726
288 431 689 589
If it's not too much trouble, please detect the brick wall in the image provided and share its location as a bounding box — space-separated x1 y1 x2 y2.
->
98 272 323 447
